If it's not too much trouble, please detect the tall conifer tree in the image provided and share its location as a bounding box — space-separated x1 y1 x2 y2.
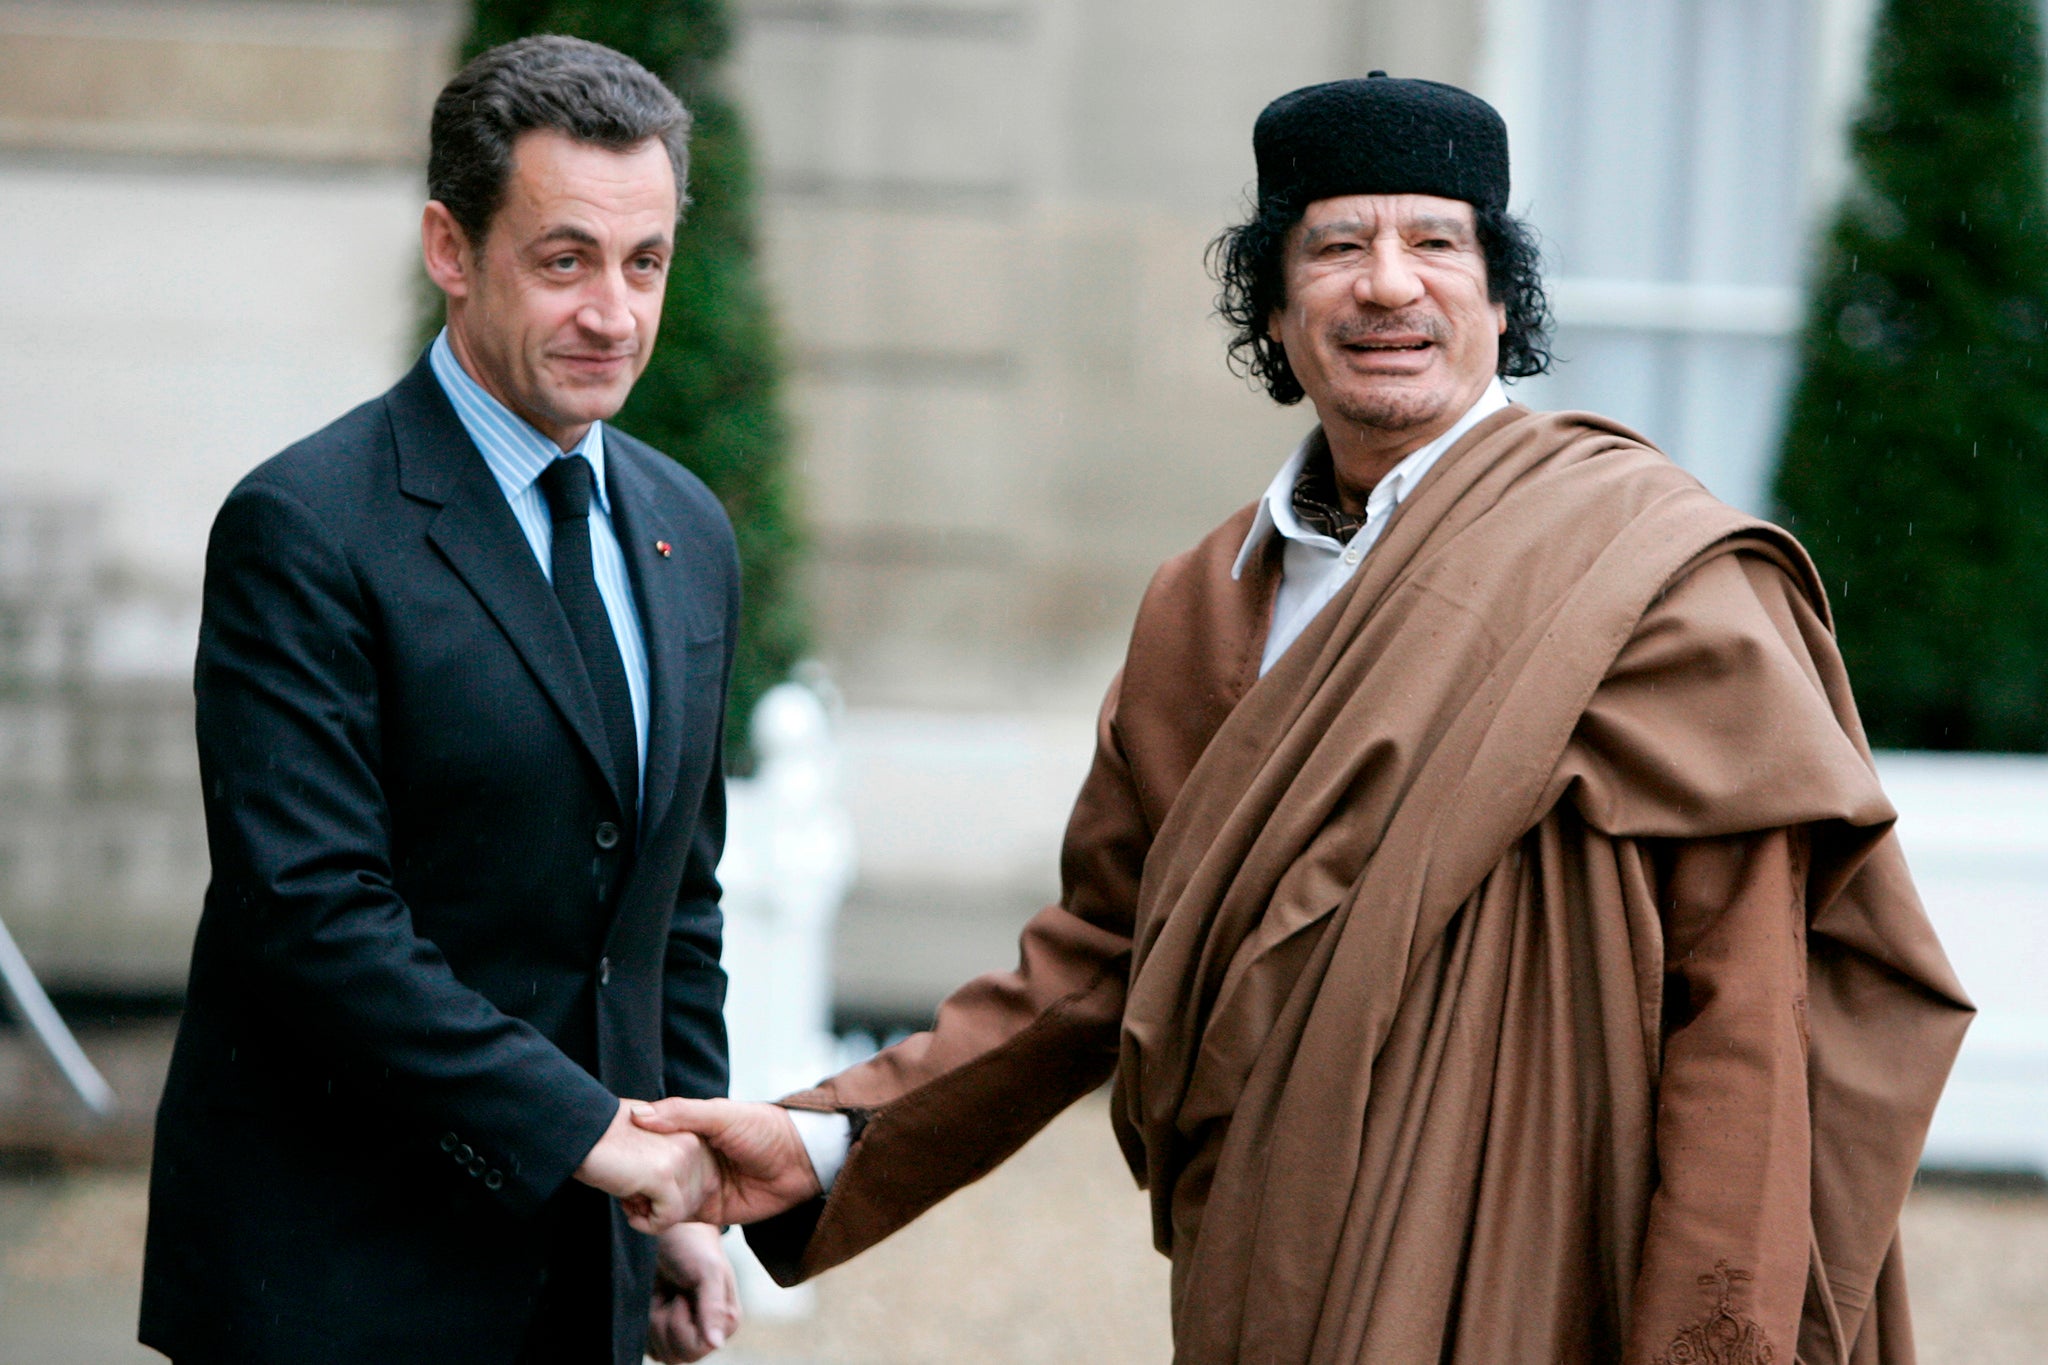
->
1776 0 2048 750
447 0 805 767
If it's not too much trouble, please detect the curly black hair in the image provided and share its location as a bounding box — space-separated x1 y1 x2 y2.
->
1209 194 1554 405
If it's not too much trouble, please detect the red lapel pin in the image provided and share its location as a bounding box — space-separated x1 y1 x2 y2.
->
655 540 672 558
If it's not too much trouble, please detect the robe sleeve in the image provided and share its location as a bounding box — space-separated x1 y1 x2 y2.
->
745 671 1147 1283
1559 555 1828 1360
1624 828 1813 1364
1564 549 1971 1363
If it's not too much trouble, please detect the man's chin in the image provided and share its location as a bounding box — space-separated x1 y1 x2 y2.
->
1329 387 1455 436
539 383 633 430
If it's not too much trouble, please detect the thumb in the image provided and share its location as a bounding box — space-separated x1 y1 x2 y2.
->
697 1250 740 1349
633 1097 734 1137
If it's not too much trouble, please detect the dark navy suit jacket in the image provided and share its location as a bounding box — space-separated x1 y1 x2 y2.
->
140 354 738 1365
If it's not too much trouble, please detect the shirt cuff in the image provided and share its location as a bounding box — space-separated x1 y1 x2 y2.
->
784 1107 853 1193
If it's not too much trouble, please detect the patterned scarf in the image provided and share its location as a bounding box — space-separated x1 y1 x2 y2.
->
1290 434 1368 542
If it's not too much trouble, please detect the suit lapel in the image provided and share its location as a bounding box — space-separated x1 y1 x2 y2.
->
606 447 696 842
387 359 624 807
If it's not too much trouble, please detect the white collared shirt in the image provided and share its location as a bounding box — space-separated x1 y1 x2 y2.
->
428 329 651 781
1234 379 1509 675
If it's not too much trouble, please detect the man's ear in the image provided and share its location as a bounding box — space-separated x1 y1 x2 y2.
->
421 201 475 301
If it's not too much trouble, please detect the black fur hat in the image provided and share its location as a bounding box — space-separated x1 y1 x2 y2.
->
1254 72 1509 215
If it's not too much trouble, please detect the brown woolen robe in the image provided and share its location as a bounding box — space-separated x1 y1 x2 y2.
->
747 407 1972 1364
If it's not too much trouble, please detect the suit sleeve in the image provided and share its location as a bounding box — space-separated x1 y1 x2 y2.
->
745 671 1146 1283
663 593 737 1103
195 480 617 1216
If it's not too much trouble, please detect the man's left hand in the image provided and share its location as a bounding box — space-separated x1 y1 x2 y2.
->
647 1222 741 1362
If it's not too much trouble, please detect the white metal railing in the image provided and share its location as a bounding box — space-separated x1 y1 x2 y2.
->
0 911 114 1117
1874 751 2048 1174
1549 278 1803 336
715 679 858 1318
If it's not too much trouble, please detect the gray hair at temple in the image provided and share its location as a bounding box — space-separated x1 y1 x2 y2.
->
428 34 693 245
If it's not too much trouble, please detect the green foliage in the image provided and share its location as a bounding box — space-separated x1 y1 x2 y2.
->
1775 0 2048 750
446 0 805 769
462 0 731 82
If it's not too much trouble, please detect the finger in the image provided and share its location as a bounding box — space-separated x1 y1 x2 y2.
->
699 1248 740 1348
658 1137 712 1229
647 1297 704 1363
631 1097 737 1136
626 1188 675 1236
679 1236 737 1358
646 1303 681 1364
635 1195 684 1236
676 1134 713 1215
667 1296 716 1362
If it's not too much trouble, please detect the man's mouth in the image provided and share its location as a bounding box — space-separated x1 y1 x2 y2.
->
556 352 635 372
1345 338 1433 352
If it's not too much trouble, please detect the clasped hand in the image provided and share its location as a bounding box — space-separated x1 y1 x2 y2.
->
572 1098 822 1361
572 1096 823 1234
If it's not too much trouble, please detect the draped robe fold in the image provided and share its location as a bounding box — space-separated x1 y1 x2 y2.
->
747 407 1972 1365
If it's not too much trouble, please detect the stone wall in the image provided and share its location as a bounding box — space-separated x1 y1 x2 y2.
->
734 0 1482 710
0 500 204 990
0 0 462 163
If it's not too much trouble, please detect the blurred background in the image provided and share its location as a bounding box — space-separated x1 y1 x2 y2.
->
0 0 2043 1360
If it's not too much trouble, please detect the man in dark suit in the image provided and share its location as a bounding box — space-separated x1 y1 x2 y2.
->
141 36 737 1365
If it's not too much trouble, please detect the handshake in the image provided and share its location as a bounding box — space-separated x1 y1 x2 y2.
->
572 1095 823 1235
570 1098 823 1359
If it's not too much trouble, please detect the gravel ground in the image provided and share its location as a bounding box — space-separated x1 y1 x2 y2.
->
1897 1178 2048 1365
729 1095 1172 1364
0 1093 2040 1363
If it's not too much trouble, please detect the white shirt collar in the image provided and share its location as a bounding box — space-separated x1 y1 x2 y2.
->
1231 378 1510 579
428 328 611 514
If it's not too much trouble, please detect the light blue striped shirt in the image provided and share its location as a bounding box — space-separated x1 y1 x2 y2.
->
428 330 650 784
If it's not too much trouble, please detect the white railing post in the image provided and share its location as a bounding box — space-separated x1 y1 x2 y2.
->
714 678 857 1319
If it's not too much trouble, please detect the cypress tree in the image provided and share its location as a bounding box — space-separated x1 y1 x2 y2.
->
443 0 805 768
1775 0 2048 750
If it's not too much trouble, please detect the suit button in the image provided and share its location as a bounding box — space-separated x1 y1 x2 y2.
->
485 1169 504 1191
439 1132 459 1153
455 1143 474 1164
599 956 612 986
595 822 621 850
468 1157 487 1177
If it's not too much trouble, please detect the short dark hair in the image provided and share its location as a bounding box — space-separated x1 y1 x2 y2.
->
1209 193 1554 405
428 35 692 245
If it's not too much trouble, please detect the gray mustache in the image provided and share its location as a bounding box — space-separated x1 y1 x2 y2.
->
1330 316 1447 346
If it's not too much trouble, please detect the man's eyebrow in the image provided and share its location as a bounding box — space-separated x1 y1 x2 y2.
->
532 225 601 250
528 226 672 254
1406 214 1474 238
1301 213 1475 249
1301 219 1371 248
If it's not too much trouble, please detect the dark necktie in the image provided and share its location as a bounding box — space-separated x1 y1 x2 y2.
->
536 456 639 834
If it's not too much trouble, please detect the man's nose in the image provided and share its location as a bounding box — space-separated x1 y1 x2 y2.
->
576 268 636 341
1355 245 1425 310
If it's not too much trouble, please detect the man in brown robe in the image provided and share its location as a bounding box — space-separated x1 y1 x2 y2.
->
641 75 1972 1364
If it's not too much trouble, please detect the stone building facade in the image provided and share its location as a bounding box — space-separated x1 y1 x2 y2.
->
0 0 464 989
0 499 206 985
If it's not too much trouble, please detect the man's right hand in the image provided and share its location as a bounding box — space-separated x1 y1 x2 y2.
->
574 1099 712 1234
631 1099 823 1225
